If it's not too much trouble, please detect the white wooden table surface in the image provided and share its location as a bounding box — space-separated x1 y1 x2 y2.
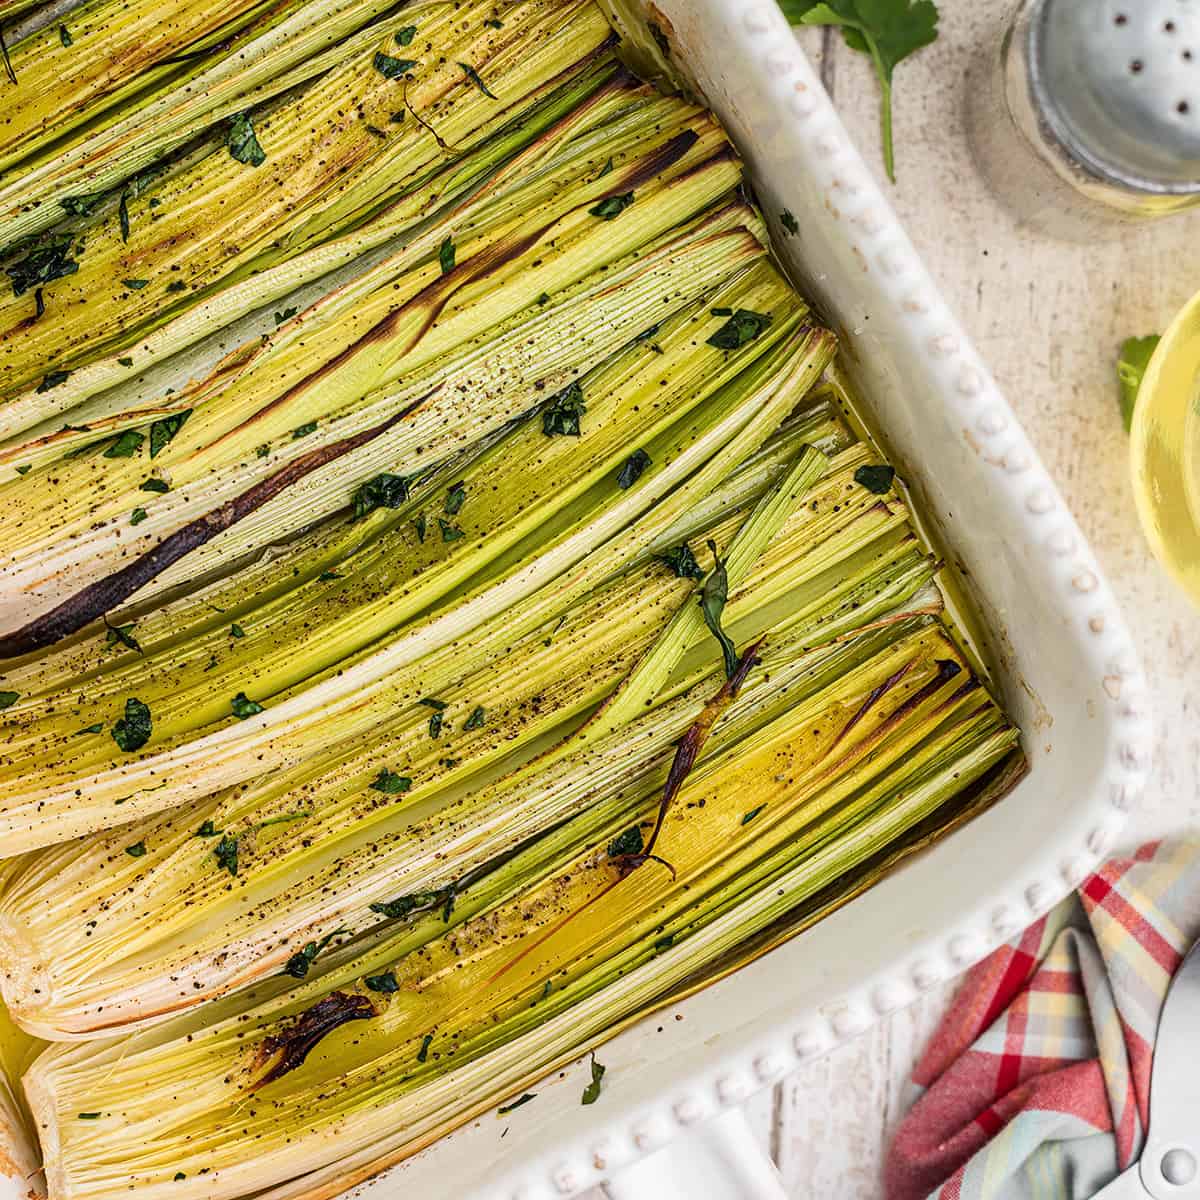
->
589 5 1200 1196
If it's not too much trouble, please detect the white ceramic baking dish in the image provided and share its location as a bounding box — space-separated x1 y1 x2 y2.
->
339 2 1151 1197
0 2 1151 1198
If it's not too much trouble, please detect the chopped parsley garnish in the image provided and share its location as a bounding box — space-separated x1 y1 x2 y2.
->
438 235 456 275
213 834 239 876
594 157 614 179
274 306 298 325
111 697 152 752
700 539 738 679
317 570 342 581
118 191 131 242
370 769 412 795
616 448 651 489
463 705 486 731
581 1053 605 1105
6 241 79 297
853 464 895 494
140 478 169 493
484 17 503 28
414 514 427 543
122 278 149 290
59 24 73 47
36 369 70 393
102 429 144 458
14 464 31 475
444 481 466 515
395 25 418 45
105 623 142 653
283 928 347 979
589 192 634 220
117 356 134 367
365 970 400 993
230 623 246 638
195 820 218 837
536 291 550 305
458 61 497 98
291 421 317 438
657 542 703 581
353 472 410 520
60 193 105 217
227 111 266 166
497 1093 537 1115
0 691 19 710
419 698 447 739
33 287 44 320
608 825 644 858
542 381 585 436
76 723 103 735
780 209 799 235
149 409 191 457
230 692 264 719
129 506 148 525
706 308 772 350
370 889 448 920
165 280 187 293
437 518 463 543
741 805 766 825
374 52 417 79
417 1033 433 1063
125 841 146 858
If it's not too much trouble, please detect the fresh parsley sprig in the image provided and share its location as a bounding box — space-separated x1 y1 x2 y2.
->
779 0 939 182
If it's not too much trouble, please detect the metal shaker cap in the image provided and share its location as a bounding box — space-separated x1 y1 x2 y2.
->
1029 0 1200 194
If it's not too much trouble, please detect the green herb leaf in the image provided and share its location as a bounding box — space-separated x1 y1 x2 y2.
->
853 464 895 494
129 506 148 525
60 193 105 217
616 448 651 490
365 970 400 993
0 691 19 710
227 112 266 166
417 1033 433 1063
589 192 634 220
779 0 939 181
369 889 446 920
458 61 497 98
414 514 427 543
33 287 44 320
542 381 585 436
125 841 147 858
780 209 799 235
102 429 144 458
741 804 766 825
14 464 31 475
165 280 187 293
484 17 503 28
395 25 418 45
58 24 73 47
437 518 463 543
118 191 130 242
581 1053 606 1105
1117 334 1160 431
36 369 70 393
213 834 239 877
318 570 342 581
536 291 550 305
608 825 644 858
117 356 134 367
594 157 613 180
700 539 738 679
274 306 298 325
370 769 412 795
75 723 103 735
140 478 169 493
463 705 486 730
291 421 317 439
149 409 191 457
353 472 410 520
283 928 347 979
230 692 264 720
111 697 152 752
444 481 466 515
6 241 79 297
122 278 149 291
497 1093 537 1115
230 623 246 639
105 623 142 654
195 820 218 837
657 542 703 581
706 308 772 350
374 52 417 79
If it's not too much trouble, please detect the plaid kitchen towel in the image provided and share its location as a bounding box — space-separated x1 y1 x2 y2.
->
885 840 1200 1200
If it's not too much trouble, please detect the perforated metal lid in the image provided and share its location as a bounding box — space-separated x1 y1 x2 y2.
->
1029 0 1200 193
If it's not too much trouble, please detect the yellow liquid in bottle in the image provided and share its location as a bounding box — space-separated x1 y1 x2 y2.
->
1130 291 1200 606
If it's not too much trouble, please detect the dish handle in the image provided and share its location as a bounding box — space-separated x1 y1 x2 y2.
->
604 1106 787 1199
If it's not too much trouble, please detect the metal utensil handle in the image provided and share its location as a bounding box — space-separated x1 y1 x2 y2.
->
604 1107 787 1200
